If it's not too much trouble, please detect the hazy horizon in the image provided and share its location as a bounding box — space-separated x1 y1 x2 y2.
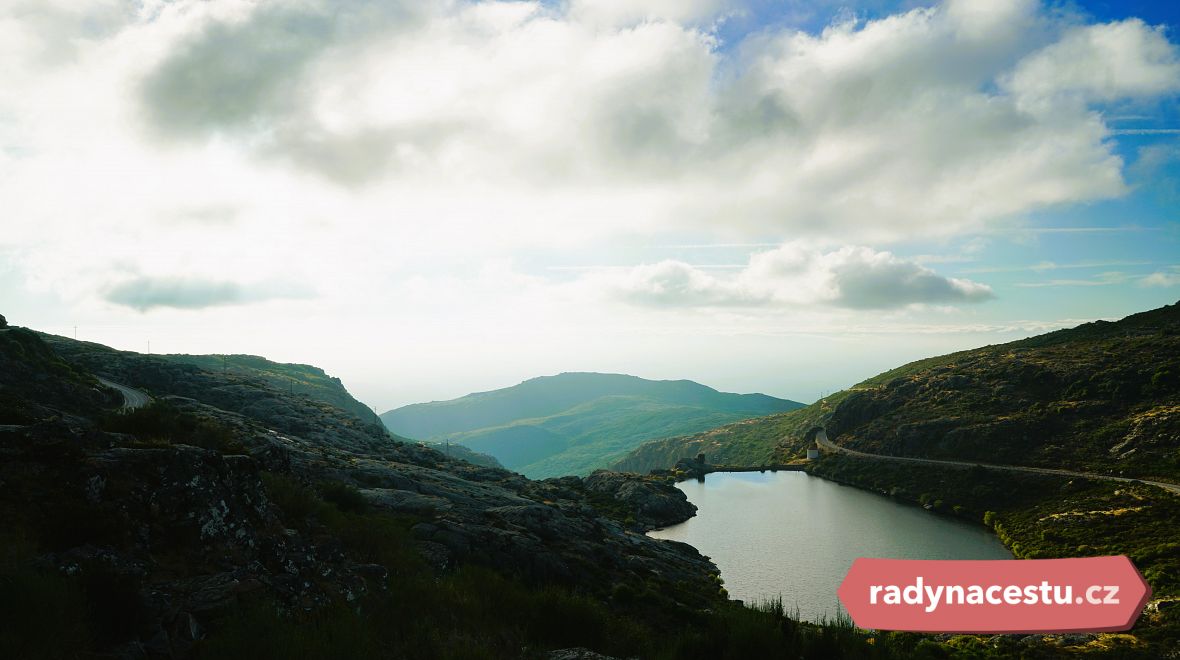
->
4 0 1180 411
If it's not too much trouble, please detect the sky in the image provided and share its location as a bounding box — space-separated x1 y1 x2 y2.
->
2 0 1179 411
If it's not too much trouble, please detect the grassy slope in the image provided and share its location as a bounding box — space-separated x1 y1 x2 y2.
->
454 395 790 478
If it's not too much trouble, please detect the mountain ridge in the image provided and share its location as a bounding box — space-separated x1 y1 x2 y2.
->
382 371 803 477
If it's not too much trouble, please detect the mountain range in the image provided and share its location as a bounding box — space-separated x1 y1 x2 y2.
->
380 372 803 478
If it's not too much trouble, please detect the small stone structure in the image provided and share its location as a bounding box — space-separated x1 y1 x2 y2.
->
806 441 820 460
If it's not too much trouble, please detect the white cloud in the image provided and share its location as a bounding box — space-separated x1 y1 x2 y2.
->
1140 268 1180 288
594 260 764 307
587 242 995 309
1003 19 1180 107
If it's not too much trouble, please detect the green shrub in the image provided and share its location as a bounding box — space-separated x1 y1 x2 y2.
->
260 472 318 525
318 481 369 514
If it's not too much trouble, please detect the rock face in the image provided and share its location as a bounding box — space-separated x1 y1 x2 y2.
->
2 423 375 658
582 470 697 530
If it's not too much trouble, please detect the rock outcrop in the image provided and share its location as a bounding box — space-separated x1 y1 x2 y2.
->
582 470 697 530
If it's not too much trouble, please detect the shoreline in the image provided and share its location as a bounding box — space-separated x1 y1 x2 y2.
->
663 462 1007 541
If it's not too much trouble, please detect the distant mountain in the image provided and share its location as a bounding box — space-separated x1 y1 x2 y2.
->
381 373 802 478
614 300 1180 480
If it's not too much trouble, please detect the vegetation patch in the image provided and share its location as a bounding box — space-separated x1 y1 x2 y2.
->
100 401 247 454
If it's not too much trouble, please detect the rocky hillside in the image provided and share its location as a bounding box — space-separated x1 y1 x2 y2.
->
41 334 395 452
383 372 802 478
2 317 898 659
158 352 382 424
825 301 1180 481
615 301 1180 482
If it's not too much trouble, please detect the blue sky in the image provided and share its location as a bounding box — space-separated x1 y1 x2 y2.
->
714 0 1180 37
1 0 1179 408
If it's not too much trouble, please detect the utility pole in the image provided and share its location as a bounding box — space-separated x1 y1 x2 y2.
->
73 325 77 340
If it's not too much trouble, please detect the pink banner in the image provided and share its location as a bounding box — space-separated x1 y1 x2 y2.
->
837 556 1151 633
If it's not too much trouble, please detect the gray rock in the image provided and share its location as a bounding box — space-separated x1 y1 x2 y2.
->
582 470 697 530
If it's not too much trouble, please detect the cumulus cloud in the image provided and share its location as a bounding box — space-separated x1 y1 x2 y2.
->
112 0 1177 236
103 276 310 311
808 247 996 309
600 260 763 307
591 243 995 309
1003 19 1180 106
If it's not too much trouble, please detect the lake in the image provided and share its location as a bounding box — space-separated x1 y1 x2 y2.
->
647 470 1011 622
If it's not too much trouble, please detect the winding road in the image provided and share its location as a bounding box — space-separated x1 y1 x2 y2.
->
815 429 1180 496
98 377 152 411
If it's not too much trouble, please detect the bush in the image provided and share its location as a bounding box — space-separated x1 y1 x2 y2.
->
318 481 369 514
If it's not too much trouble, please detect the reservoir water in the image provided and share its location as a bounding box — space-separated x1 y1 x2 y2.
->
648 470 1011 622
